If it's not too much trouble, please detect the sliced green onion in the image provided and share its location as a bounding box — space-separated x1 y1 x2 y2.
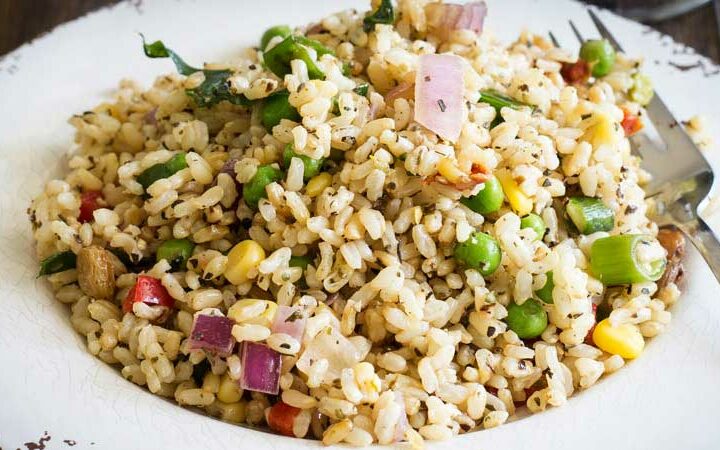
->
566 196 614 234
156 239 195 270
535 271 554 304
38 250 77 277
136 153 188 191
520 213 546 241
591 234 667 285
629 73 654 106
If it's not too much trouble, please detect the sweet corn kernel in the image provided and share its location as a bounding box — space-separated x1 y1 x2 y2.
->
437 157 465 184
306 172 332 197
218 401 247 423
202 372 221 393
227 299 278 327
496 170 532 216
592 319 645 359
224 240 266 284
217 373 243 403
584 109 620 149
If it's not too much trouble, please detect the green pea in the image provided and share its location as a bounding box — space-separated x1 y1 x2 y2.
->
520 213 546 241
283 144 324 180
629 73 654 106
260 25 292 51
157 238 194 271
289 255 312 270
453 231 501 276
535 271 554 304
243 165 283 209
460 176 504 214
506 299 548 339
262 91 300 130
579 39 616 78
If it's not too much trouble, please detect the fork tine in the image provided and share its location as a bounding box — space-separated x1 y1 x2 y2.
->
548 31 560 48
568 20 585 44
587 8 625 52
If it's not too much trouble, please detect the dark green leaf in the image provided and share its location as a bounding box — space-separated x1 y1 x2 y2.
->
353 84 369 96
141 35 251 107
363 0 395 32
38 251 76 277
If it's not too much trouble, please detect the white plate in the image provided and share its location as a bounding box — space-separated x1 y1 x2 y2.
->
1 0 719 448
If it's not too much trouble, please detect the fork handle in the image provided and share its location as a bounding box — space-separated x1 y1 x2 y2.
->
681 219 720 283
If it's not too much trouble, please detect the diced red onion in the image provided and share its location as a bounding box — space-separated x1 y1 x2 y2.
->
240 341 282 395
414 54 464 143
271 305 306 342
426 1 487 41
393 391 409 443
188 314 235 357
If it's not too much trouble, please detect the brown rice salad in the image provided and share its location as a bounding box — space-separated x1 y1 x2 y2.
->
29 0 687 446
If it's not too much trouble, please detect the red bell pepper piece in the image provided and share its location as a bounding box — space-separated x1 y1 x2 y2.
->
78 191 103 223
267 401 301 437
621 107 643 137
122 275 175 314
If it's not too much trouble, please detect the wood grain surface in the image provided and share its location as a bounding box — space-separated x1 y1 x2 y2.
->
0 0 718 63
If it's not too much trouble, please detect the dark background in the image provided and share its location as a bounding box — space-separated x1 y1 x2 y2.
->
0 0 718 63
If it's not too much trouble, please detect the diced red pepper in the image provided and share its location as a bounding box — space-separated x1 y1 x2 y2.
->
122 275 175 317
561 60 590 84
78 191 103 223
267 401 301 437
621 107 643 136
584 303 598 345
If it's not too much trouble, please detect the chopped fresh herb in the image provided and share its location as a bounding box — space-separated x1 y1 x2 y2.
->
342 61 352 76
38 251 76 277
353 83 369 96
141 35 251 107
363 0 395 32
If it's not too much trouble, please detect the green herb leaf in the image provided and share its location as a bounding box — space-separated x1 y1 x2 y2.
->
141 35 251 107
38 251 76 277
353 84 369 96
363 0 395 32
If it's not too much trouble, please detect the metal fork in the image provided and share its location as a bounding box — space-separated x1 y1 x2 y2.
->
551 9 720 282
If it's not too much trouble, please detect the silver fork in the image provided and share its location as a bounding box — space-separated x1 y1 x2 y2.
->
551 9 720 282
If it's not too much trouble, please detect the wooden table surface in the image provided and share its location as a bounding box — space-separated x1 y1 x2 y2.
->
0 0 718 63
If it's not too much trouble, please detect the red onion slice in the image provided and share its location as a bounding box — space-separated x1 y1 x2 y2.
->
425 2 487 41
414 54 464 142
188 314 235 357
271 305 306 342
240 341 282 395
